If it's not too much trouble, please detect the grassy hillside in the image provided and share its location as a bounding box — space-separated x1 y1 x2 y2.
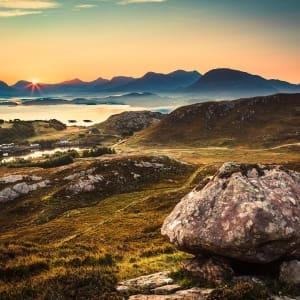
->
126 93 300 148
0 148 299 299
93 111 164 137
0 120 67 144
0 155 196 299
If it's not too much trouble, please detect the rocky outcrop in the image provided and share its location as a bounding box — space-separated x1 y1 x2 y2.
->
161 162 300 263
279 260 300 286
96 111 164 137
0 180 50 202
59 156 192 198
0 174 42 184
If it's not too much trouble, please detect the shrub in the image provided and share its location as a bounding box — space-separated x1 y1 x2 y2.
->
81 147 116 158
207 282 270 300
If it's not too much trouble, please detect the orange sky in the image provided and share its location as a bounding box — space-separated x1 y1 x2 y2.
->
0 0 299 84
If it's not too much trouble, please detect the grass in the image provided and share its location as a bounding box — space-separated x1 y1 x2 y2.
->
0 146 299 299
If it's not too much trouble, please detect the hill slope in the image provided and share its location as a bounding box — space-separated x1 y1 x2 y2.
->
94 110 164 137
126 93 300 148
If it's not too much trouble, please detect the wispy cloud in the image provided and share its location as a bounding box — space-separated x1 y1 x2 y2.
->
118 0 167 4
0 1 60 9
75 4 97 9
0 9 42 17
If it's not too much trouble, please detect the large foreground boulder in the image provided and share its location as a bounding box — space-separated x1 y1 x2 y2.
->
161 163 300 263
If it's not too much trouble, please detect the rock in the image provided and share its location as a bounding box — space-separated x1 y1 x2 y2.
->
180 256 233 284
117 272 174 294
68 175 104 194
0 180 50 202
152 284 182 295
0 174 42 184
279 260 300 286
175 287 213 297
161 163 300 263
0 174 26 183
0 187 19 202
64 168 95 181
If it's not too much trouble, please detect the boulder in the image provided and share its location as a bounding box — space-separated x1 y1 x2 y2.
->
279 260 300 286
180 256 233 284
161 163 300 263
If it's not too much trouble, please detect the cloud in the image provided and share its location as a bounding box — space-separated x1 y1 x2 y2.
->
0 9 42 17
75 4 97 9
118 0 167 4
0 1 60 9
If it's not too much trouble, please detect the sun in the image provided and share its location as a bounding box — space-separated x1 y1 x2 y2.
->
31 79 39 85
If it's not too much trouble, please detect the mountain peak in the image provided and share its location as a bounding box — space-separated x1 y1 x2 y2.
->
61 78 85 85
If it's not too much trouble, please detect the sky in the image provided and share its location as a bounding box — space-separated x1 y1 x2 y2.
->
0 0 299 85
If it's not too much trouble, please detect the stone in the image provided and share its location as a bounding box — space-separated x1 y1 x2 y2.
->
161 163 300 263
151 284 182 295
180 256 233 284
117 272 174 294
279 260 300 286
68 175 104 194
0 180 50 203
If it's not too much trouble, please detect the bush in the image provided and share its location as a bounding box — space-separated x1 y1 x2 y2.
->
37 153 74 168
2 150 79 169
82 147 116 158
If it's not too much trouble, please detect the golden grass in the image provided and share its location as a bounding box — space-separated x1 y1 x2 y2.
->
0 146 299 299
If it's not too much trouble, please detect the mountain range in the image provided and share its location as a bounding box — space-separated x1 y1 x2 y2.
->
0 68 299 98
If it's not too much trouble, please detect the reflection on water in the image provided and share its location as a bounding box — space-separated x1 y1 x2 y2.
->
2 147 84 163
0 104 148 126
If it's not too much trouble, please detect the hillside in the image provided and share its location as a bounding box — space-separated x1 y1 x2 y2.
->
0 120 67 144
94 111 165 137
126 93 300 148
0 155 195 299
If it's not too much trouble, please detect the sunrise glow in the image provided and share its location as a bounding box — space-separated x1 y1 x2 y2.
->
0 0 299 84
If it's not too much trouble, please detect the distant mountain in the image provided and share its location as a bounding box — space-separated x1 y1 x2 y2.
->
268 79 300 93
187 68 280 97
92 76 135 91
0 81 16 97
11 80 31 90
3 69 300 97
15 92 164 106
114 70 201 92
127 93 300 148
